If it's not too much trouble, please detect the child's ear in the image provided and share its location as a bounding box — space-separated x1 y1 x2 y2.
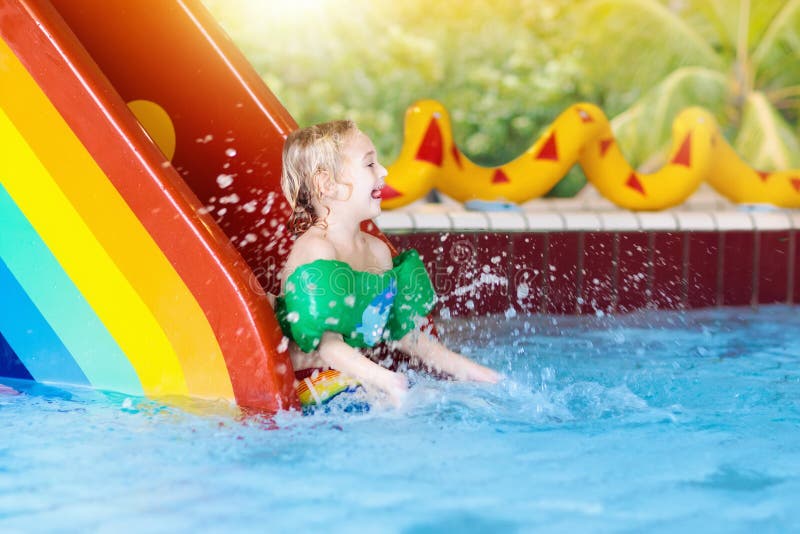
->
313 169 335 198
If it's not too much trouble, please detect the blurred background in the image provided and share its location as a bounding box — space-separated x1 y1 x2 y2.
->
202 0 800 197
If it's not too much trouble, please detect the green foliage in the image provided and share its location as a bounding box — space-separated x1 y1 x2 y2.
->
201 0 595 177
576 0 800 171
611 67 729 170
203 0 800 198
735 91 800 169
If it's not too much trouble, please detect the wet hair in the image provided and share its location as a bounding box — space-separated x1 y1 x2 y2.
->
280 119 359 234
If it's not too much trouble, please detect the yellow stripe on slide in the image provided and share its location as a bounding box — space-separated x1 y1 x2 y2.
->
0 108 186 396
0 38 234 400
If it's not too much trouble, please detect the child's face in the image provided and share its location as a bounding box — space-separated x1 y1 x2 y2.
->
337 131 387 220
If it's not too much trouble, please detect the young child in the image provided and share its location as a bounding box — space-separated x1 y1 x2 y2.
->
275 120 500 409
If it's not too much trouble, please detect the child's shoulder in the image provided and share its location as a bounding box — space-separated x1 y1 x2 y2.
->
282 230 337 281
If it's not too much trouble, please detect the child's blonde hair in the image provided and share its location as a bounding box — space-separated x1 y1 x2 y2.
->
281 119 359 234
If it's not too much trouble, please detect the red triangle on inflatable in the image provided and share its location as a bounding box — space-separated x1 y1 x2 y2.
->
451 144 463 169
492 169 510 184
599 138 614 158
756 170 770 182
535 132 558 161
380 183 402 201
415 118 443 166
791 178 800 192
626 172 646 196
670 132 692 167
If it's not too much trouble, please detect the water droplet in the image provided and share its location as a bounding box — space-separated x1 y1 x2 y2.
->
217 174 234 188
517 283 530 299
277 337 289 353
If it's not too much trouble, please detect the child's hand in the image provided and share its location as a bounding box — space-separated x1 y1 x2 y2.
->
463 363 502 384
469 364 496 384
382 372 410 408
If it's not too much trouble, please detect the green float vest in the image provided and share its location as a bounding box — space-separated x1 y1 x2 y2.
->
276 249 436 353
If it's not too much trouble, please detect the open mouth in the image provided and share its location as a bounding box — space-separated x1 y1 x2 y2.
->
371 185 383 199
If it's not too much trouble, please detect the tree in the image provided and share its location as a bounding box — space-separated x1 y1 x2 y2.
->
575 0 800 172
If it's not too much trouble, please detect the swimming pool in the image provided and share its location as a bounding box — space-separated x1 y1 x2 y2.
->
2 306 799 532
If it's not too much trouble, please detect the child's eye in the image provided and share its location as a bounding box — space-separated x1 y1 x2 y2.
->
367 163 375 167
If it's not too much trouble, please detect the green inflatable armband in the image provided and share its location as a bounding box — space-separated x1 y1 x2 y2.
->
275 249 436 353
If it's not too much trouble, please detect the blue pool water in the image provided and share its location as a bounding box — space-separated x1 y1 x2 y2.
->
1 306 799 532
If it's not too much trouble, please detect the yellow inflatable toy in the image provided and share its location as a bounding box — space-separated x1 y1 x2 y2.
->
381 100 800 210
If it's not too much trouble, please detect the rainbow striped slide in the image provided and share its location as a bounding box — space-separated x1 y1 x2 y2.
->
0 0 300 411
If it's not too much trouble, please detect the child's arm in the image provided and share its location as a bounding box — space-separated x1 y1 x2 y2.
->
396 331 501 383
318 331 409 406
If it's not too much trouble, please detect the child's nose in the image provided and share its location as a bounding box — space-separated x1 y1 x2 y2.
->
378 163 388 178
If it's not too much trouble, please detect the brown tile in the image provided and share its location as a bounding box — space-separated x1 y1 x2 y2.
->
470 233 512 315
722 231 755 306
436 233 479 318
545 233 580 314
653 233 685 310
580 232 616 315
617 232 651 312
510 233 547 314
758 231 791 304
687 232 719 309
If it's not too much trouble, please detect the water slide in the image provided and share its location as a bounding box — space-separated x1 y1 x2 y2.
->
0 0 304 411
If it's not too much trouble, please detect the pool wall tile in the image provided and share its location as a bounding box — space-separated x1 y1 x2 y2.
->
375 212 414 232
714 212 754 231
758 231 791 304
637 212 678 231
563 213 602 231
617 232 651 312
524 213 565 231
437 233 479 317
722 231 756 306
751 212 791 231
447 211 490 231
470 233 512 315
410 212 452 231
510 233 547 313
581 232 616 315
486 211 527 231
652 233 685 310
676 212 716 231
687 232 720 308
392 220 797 315
545 232 580 314
599 212 640 232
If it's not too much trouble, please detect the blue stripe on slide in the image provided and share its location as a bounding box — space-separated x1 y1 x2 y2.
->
0 258 89 385
0 329 33 380
0 184 142 393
